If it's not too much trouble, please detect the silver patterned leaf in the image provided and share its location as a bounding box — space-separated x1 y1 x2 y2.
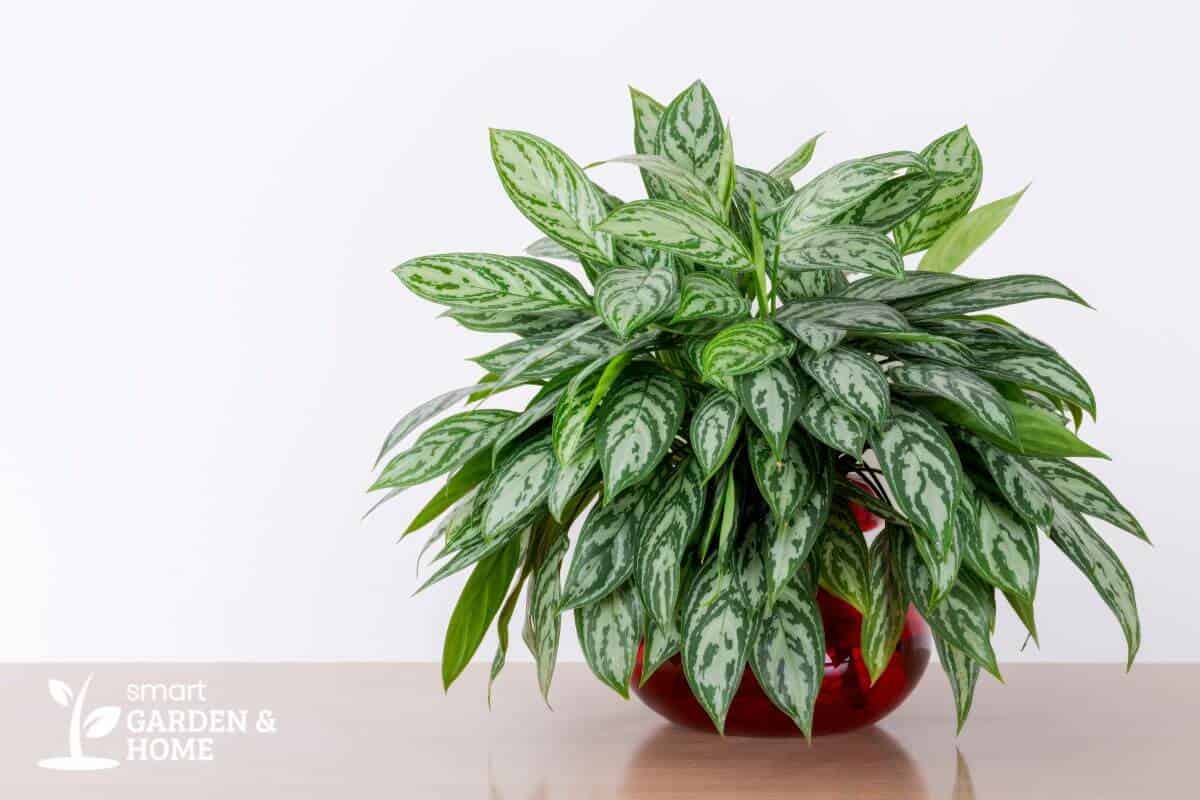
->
918 315 1053 355
481 433 557 539
594 264 679 337
547 440 598 522
372 409 515 490
446 307 589 336
873 404 962 546
681 559 754 733
861 528 907 684
552 371 600 467
735 358 806 458
775 297 913 354
973 351 1096 418
836 171 943 231
672 272 749 324
775 158 905 242
961 433 1056 527
483 318 607 395
525 532 568 704
640 616 681 686
636 458 707 630
702 320 795 380
798 347 890 429
911 477 971 606
889 361 1019 447
593 154 723 218
918 187 1025 273
734 167 793 213
629 86 667 198
867 336 975 368
816 504 871 614
597 199 756 272
490 129 614 263
748 578 825 740
797 391 869 458
471 329 620 383
415 519 522 594
1049 502 1141 669
894 126 983 254
1028 457 1147 541
524 236 578 261
935 635 980 734
395 253 592 312
491 384 566 459
768 132 822 182
839 271 970 304
596 365 686 499
575 583 644 698
559 489 644 610
775 268 848 301
375 381 496 467
777 225 904 278
748 432 817 524
656 80 725 194
961 493 1040 604
690 390 743 481
762 464 832 609
902 274 1087 318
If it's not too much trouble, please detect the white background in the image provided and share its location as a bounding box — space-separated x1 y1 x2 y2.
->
2 0 1197 664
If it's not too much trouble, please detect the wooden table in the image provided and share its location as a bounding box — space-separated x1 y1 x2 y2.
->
1 663 1193 797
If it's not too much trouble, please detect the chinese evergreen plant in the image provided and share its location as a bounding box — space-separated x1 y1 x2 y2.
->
369 80 1145 736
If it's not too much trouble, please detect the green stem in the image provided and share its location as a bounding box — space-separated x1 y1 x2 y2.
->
747 197 770 319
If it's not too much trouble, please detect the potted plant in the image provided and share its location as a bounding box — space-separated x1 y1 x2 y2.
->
368 80 1145 738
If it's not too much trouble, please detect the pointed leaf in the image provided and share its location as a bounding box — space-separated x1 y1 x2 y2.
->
481 434 556 538
596 365 686 499
442 535 522 690
636 459 706 629
559 490 643 610
749 433 817 523
491 383 567 459
471 329 619 383
902 274 1087 319
873 404 962 544
798 347 890 429
762 463 833 609
895 126 983 254
919 187 1025 273
690 390 742 481
656 80 725 193
640 616 682 686
372 410 515 491
703 320 795 380
775 158 905 241
840 271 970 303
889 361 1019 447
597 199 756 271
775 297 912 354
837 171 944 231
575 583 643 697
375 382 495 467
961 433 1057 527
526 533 568 703
974 351 1096 418
1029 458 1147 541
749 579 825 739
681 559 754 733
778 225 904 278
395 253 591 312
935 635 981 734
918 397 1108 459
547 441 598 522
736 358 806 457
593 154 723 217
798 392 869 458
962 493 1040 604
861 528 907 684
630 87 667 197
734 167 792 214
768 132 823 182
816 504 871 614
595 264 678 337
672 272 749 324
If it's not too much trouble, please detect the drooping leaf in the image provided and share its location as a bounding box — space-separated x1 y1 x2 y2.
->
526 533 568 703
798 347 890 429
690 390 743 481
596 364 686 499
816 504 871 614
895 126 983 254
447 307 590 336
776 225 904 278
374 381 499 467
656 80 725 194
935 635 981 734
861 528 907 684
873 404 962 544
961 492 1040 604
559 490 643 610
918 315 1053 355
902 274 1087 319
797 391 869 458
471 328 618 383
919 187 1025 273
911 477 971 605
372 409 515 491
442 534 522 690
681 558 754 733
973 351 1096 419
641 616 681 686
547 441 598 522
483 318 608 395
748 577 825 740
702 320 795 379
768 132 823 182
490 129 613 262
595 264 679 337
481 433 557 538
919 397 1108 459
735 358 806 457
597 199 756 271
575 582 644 698
762 462 833 609
636 458 707 629
672 272 750 324
839 271 970 303
490 383 567 460
401 449 493 534
1028 458 1147 541
889 361 1019 447
960 433 1056 527
395 253 591 313
775 297 912 353
749 432 817 524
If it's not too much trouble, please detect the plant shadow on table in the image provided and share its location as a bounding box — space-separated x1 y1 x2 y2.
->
613 724 961 799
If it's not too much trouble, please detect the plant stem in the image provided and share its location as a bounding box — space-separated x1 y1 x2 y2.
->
747 197 770 319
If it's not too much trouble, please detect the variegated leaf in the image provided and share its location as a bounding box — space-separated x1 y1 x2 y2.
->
749 578 825 739
911 477 970 605
690 390 742 481
575 583 643 697
873 404 962 544
777 225 904 278
935 635 980 733
640 616 681 686
775 297 912 354
491 383 566 458
798 347 890 429
372 409 514 491
736 522 768 611
447 307 589 336
762 464 832 608
749 432 817 523
681 559 754 733
559 490 643 610
656 80 725 193
861 528 907 684
768 132 823 182
595 264 678 337
471 329 619 383
836 171 943 231
868 337 975 368
919 187 1025 273
798 392 869 458
547 440 597 522
890 361 1019 447
524 236 578 261
919 315 1053 354
594 154 723 218
840 271 970 303
776 268 847 301
974 351 1096 418
1049 502 1141 669
962 493 1040 604
636 458 707 629
490 129 613 263
375 382 496 466
775 158 903 242
672 272 749 324
897 534 1000 677
481 435 556 538
702 320 795 379
962 434 1056 527
552 371 599 467
597 199 756 272
416 518 520 594
630 87 667 198
734 167 792 213
894 127 983 254
816 504 871 614
527 533 568 703
736 358 806 457
596 365 686 499
395 253 592 313
902 274 1087 319
1028 458 1147 541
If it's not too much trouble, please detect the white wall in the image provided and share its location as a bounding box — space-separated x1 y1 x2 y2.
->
2 0 1197 663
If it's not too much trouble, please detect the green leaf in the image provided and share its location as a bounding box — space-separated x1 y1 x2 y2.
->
774 297 912 354
591 154 723 217
748 578 825 740
441 534 522 690
559 490 643 610
690 390 742 481
596 365 686 499
973 351 1096 418
903 275 1087 319
816 504 871 614
630 87 666 198
524 237 578 261
481 434 557 538
961 492 1040 604
681 558 755 733
635 458 706 629
416 518 519 594
395 253 591 313
401 449 494 535
672 272 750 324
527 533 568 703
372 410 515 491
1049 503 1141 669
471 329 619 383
595 264 679 337
656 80 725 193
861 528 907 684
961 433 1057 527
768 132 823 182
919 397 1108 459
777 225 904 278
775 158 905 242
446 307 590 336
490 129 613 263
837 171 943 231
484 318 608 395
798 347 890 429
749 433 817 524
873 404 962 544
935 635 981 734
1028 457 1147 541
895 126 983 254
912 478 970 605
714 466 741 567
889 361 1019 447
597 199 756 271
703 320 795 380
736 358 806 458
547 441 597 522
762 463 832 609
374 381 500 468
839 271 970 304
918 315 1054 355
919 186 1025 273
575 583 644 698
797 392 869 458
640 616 681 686
734 167 793 213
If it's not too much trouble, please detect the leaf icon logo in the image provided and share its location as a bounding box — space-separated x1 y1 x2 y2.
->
37 674 122 771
